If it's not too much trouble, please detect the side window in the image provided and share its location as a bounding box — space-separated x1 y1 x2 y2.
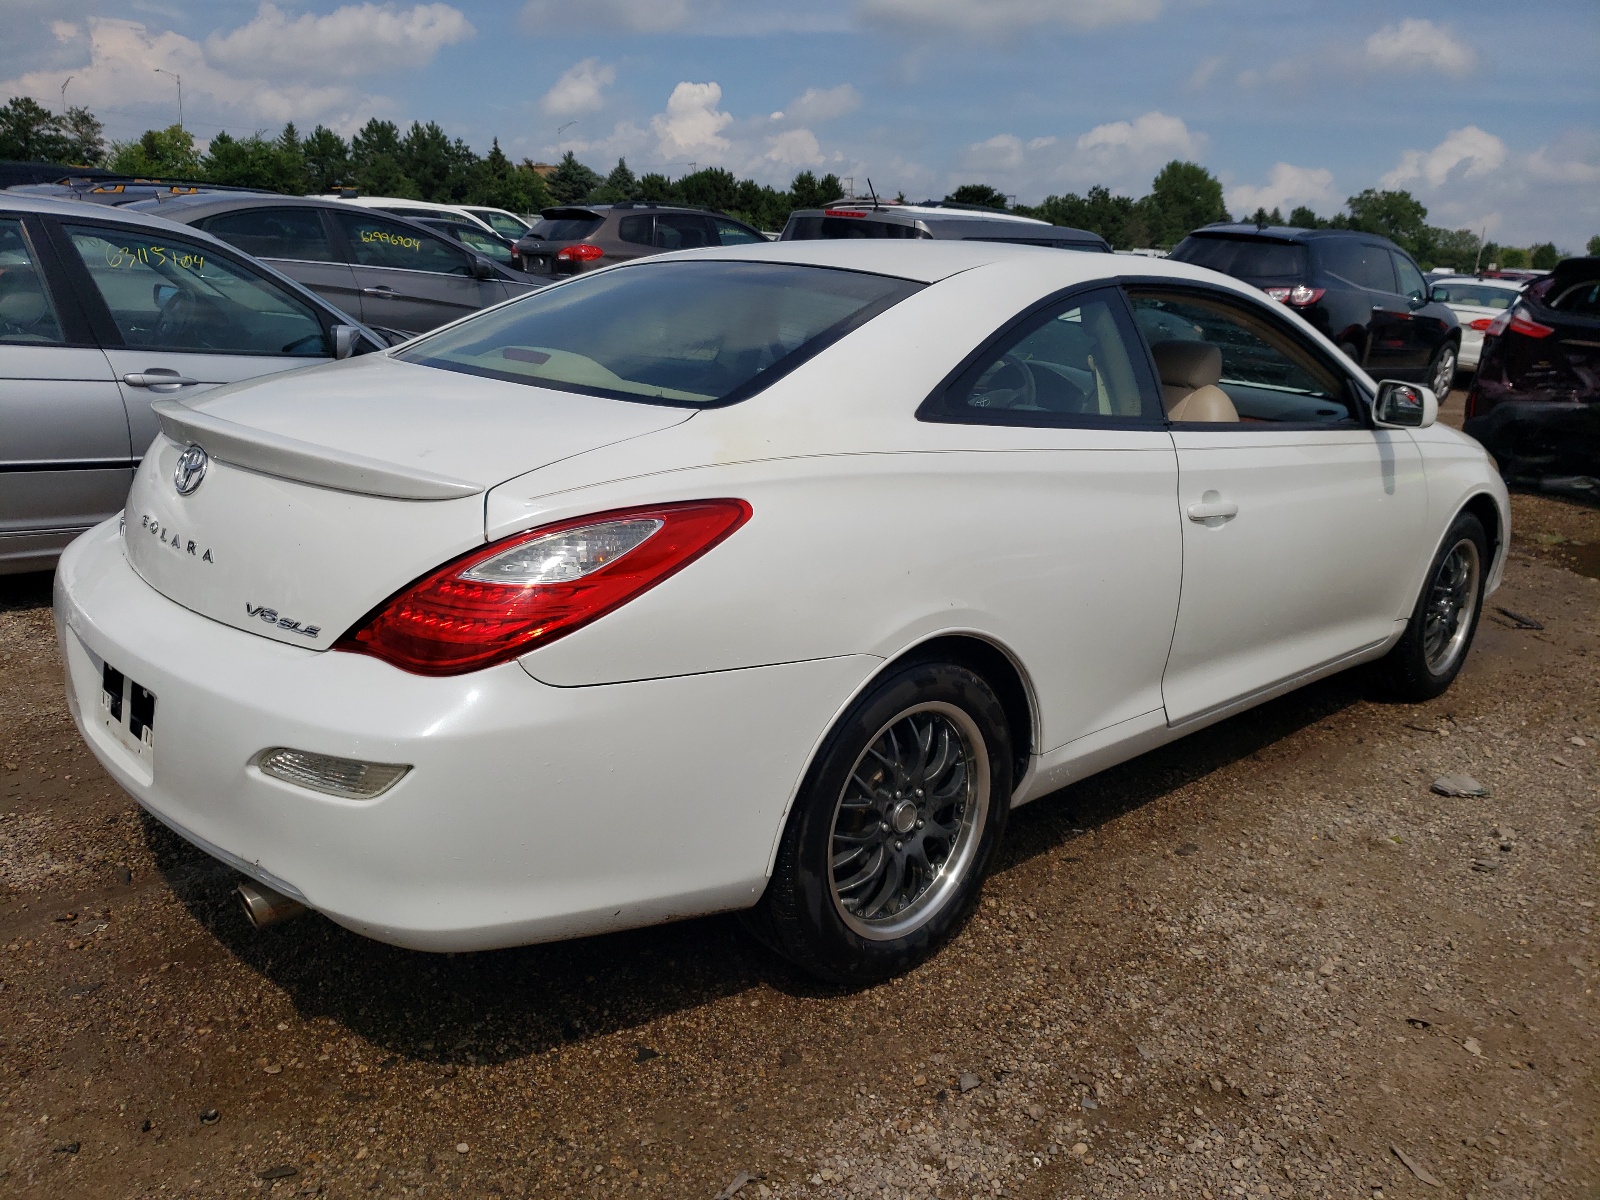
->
713 217 764 246
1321 241 1397 293
332 210 472 275
617 214 654 246
654 213 715 250
451 225 511 263
0 218 65 344
1392 253 1427 304
64 224 328 357
198 208 337 262
1130 292 1356 426
923 289 1156 425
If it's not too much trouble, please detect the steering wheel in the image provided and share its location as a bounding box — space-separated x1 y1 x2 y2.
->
152 289 196 344
971 353 1037 409
281 332 326 355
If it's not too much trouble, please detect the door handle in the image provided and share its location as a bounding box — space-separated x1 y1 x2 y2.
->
1186 498 1239 522
122 371 200 390
361 286 399 297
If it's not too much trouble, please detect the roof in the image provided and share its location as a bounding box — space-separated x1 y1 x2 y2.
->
819 202 1050 227
1186 223 1394 243
0 190 232 235
120 193 341 218
603 236 1271 291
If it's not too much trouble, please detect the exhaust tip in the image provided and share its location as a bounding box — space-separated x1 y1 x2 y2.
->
237 880 307 929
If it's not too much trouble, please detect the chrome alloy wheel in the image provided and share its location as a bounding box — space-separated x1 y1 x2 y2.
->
1422 537 1481 674
828 702 989 941
1431 344 1457 398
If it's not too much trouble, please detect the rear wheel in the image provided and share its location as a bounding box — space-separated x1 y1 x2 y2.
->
1429 342 1458 398
1377 512 1488 701
1338 340 1362 367
746 661 1011 984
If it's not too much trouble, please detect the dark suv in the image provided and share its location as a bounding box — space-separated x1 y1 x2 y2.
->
514 203 767 275
1169 225 1460 395
781 201 1111 253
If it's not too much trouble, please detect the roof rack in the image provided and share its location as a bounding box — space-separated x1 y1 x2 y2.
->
913 199 1012 215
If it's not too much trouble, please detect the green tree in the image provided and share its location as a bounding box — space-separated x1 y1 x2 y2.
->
1142 160 1229 247
944 184 1009 210
1529 242 1560 270
586 157 640 204
201 126 308 194
546 151 602 205
1247 206 1285 227
1588 235 1600 257
0 96 104 164
398 120 475 202
1344 188 1429 256
1287 205 1325 229
302 125 350 193
636 172 679 203
108 125 202 177
349 119 418 197
1499 246 1530 269
1021 186 1141 248
465 138 548 214
677 166 739 212
787 170 841 211
1428 227 1483 273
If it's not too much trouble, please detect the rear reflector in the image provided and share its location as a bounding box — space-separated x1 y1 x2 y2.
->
336 499 751 676
257 748 410 800
557 243 604 262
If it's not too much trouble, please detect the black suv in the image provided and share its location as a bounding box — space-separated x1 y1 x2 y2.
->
1169 225 1460 395
781 201 1111 253
514 203 767 276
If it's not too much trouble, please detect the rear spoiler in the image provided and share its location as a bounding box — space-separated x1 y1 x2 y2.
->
150 400 483 501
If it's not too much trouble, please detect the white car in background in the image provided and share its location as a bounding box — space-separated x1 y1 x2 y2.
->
1426 276 1525 372
319 193 531 242
55 241 1508 983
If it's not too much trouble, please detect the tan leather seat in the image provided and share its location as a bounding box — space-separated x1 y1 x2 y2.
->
1150 340 1239 422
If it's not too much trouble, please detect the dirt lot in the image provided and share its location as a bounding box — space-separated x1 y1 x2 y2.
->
1 487 1595 1200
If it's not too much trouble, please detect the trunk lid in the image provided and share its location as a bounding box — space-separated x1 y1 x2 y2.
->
124 354 691 649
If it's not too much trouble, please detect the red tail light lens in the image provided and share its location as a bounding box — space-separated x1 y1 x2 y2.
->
1486 305 1554 339
1468 318 1494 331
336 500 751 676
556 243 604 262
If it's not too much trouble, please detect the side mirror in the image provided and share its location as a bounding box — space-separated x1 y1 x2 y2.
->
471 257 494 281
332 323 358 360
152 283 179 308
1373 380 1438 429
1428 286 1450 303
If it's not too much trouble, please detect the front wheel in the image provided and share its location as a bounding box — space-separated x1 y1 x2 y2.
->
1429 342 1458 398
745 661 1012 984
1376 512 1488 701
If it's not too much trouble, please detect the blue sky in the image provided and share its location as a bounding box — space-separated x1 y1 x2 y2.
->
4 0 1597 247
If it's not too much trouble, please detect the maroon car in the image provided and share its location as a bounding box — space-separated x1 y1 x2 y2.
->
1465 256 1600 482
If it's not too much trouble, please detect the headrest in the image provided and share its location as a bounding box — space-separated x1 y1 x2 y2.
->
1151 340 1222 389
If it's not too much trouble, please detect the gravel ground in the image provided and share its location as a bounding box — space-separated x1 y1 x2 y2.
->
1 486 1595 1200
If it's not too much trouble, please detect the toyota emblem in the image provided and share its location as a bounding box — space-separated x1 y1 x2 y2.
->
173 444 208 496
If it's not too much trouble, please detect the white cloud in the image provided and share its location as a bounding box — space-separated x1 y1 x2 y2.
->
858 0 1161 36
961 133 1025 172
783 84 861 125
765 128 824 167
540 57 615 117
51 21 80 42
1227 162 1335 216
1380 125 1506 189
1364 19 1476 77
206 2 473 79
1075 110 1197 158
943 111 1204 199
651 81 733 160
521 0 696 34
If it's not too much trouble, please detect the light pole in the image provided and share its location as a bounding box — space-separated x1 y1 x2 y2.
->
153 68 183 131
59 76 72 113
556 121 576 142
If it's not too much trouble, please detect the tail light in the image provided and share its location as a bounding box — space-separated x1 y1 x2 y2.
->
556 243 604 263
1468 318 1494 331
1485 305 1554 339
336 500 751 676
1262 285 1324 306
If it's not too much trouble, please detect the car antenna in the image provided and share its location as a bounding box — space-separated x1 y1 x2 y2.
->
866 178 882 211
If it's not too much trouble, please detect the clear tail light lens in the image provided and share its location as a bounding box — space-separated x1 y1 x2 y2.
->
556 243 604 262
1262 287 1291 302
257 748 410 800
335 500 751 676
1287 285 1324 306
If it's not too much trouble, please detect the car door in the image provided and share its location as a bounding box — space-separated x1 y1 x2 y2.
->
653 213 717 251
52 219 336 462
1126 286 1429 727
0 213 131 569
329 208 506 332
1355 241 1420 378
192 205 364 322
1390 250 1450 375
916 286 1182 753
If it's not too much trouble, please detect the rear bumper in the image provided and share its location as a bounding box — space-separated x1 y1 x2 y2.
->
55 519 876 951
1464 393 1600 476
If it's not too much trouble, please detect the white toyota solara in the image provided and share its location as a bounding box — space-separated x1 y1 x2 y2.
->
55 240 1508 982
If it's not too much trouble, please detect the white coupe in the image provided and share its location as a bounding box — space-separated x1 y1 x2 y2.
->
55 240 1508 982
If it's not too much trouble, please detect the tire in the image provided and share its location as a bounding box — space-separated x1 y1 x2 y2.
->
1338 340 1362 367
746 660 1012 984
1428 342 1458 398
1376 512 1488 701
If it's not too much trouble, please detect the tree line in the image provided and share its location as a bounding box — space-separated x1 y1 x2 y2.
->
3 95 1591 265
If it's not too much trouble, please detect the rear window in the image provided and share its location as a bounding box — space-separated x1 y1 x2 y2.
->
1551 277 1600 317
1170 236 1308 282
398 260 922 407
1430 282 1517 310
783 216 929 241
525 217 603 242
465 208 529 238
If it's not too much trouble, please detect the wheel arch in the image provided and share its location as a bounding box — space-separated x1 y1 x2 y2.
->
1459 490 1504 576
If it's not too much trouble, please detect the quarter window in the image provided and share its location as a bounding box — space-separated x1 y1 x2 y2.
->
923 290 1156 425
653 213 715 250
1392 253 1428 304
65 224 328 357
198 207 337 262
713 217 765 246
617 214 654 246
331 210 472 275
0 218 65 344
1129 291 1355 426
1320 241 1397 293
